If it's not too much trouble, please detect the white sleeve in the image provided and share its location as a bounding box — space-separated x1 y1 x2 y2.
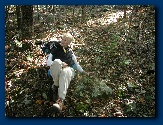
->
47 53 53 66
76 64 84 72
72 54 84 72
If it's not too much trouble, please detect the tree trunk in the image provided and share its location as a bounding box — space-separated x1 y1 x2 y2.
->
81 6 86 23
16 5 22 31
21 5 33 40
36 5 40 21
72 6 75 25
123 5 127 18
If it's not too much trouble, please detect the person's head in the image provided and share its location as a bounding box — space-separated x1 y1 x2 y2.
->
60 33 74 47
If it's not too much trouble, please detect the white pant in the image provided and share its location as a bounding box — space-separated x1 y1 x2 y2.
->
50 59 74 100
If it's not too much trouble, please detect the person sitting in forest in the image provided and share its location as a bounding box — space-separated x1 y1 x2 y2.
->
45 33 88 112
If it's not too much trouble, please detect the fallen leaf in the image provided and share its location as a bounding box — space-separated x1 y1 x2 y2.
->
36 100 43 105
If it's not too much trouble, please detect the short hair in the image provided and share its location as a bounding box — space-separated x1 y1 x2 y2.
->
62 33 74 43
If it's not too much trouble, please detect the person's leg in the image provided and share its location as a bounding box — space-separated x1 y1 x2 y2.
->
53 67 74 111
58 67 74 100
50 59 62 87
49 59 62 101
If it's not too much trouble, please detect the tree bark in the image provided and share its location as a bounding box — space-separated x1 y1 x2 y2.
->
81 6 86 23
123 5 127 18
21 5 33 40
16 5 22 31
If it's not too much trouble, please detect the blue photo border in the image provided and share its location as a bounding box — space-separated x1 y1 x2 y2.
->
1 0 162 125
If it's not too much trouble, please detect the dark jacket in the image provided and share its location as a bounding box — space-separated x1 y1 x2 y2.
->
49 41 75 67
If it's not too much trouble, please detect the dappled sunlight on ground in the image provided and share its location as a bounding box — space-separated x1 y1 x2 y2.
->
86 10 132 27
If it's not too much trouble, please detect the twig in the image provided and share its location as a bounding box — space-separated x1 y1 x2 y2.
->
9 64 17 71
139 21 143 41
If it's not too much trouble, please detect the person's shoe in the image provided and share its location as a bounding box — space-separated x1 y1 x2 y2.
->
52 98 63 113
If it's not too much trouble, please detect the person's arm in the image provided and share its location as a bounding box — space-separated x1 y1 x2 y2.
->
72 54 89 76
47 53 68 68
47 53 53 66
72 53 84 72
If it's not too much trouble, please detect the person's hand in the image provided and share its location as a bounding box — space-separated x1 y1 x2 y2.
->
82 71 90 76
62 62 68 68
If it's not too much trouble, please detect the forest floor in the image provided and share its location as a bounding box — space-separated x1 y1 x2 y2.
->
5 6 155 117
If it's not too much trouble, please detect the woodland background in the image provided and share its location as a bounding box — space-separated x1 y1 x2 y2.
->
5 5 155 117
